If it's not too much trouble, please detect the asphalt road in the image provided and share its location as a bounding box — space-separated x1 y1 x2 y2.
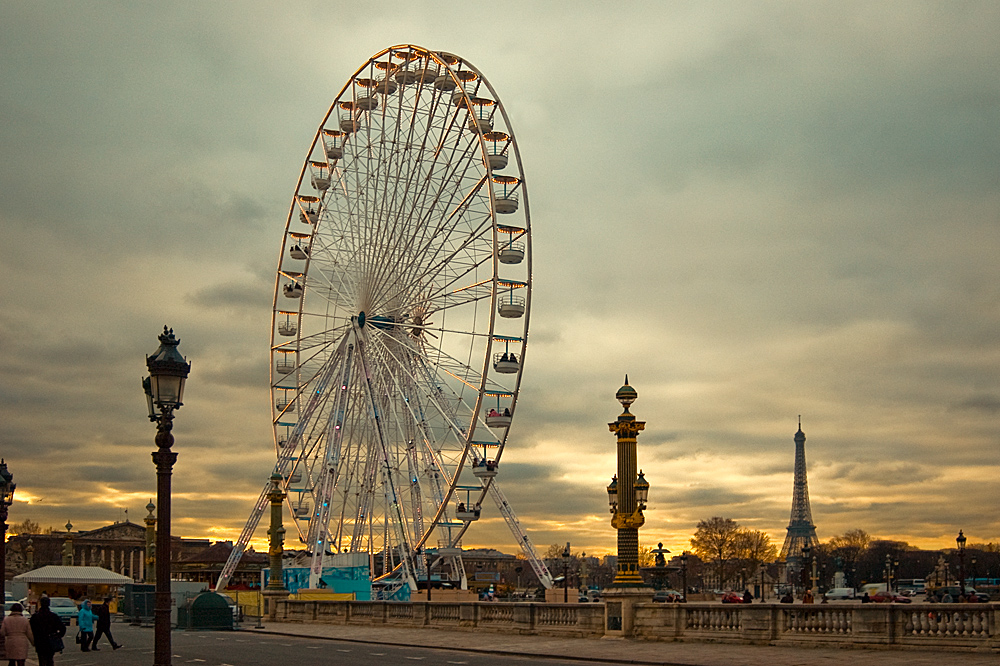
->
40 624 601 666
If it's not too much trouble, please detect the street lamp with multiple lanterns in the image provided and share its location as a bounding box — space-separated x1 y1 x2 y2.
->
0 460 15 601
606 376 649 587
143 326 191 666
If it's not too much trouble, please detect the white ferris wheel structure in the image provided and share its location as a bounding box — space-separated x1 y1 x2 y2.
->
216 45 553 594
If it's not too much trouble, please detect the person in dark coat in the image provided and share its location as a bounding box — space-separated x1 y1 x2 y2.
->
28 597 66 666
91 597 122 651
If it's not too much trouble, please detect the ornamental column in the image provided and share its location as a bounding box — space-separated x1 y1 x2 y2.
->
61 521 74 566
144 500 156 582
263 473 289 619
608 376 647 585
603 376 653 638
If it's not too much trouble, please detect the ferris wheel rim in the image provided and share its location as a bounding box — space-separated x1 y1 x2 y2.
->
268 44 532 577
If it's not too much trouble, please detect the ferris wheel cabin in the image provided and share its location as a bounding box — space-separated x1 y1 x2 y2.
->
339 101 358 133
322 129 345 161
492 175 520 214
498 280 526 318
467 97 494 133
483 131 510 171
472 459 499 479
298 195 320 225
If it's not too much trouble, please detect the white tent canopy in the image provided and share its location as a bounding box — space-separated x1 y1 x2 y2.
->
14 566 133 585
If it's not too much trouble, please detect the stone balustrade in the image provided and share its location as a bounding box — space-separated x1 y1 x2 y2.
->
275 599 998 649
633 602 999 649
275 599 605 637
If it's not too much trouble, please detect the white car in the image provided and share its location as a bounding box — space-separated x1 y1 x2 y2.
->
824 587 857 600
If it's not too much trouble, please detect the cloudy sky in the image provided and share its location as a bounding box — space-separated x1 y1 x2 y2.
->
2 1 998 560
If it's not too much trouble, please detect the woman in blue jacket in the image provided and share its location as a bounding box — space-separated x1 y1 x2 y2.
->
77 599 95 652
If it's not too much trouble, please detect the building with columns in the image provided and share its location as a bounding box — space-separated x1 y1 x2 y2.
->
5 520 209 582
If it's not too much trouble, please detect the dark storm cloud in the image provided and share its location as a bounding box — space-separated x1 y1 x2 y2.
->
188 280 271 312
953 394 1000 414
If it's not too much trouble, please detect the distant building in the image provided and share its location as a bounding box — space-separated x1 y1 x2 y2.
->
173 540 268 588
459 548 526 593
5 521 209 582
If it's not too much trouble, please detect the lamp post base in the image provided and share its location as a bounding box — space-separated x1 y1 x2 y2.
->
602 586 654 638
262 589 290 621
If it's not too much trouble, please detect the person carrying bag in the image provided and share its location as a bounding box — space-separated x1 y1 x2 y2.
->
29 597 67 666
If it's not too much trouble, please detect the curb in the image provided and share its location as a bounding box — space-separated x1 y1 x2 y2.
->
241 627 699 666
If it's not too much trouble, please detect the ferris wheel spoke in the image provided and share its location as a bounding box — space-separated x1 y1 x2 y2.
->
363 128 488 308
367 330 498 443
370 210 494 316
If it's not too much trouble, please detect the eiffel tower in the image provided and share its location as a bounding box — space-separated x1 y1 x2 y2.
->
779 417 819 561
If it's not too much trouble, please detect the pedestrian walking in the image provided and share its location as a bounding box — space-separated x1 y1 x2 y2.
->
1 603 35 666
742 590 753 604
77 599 95 652
28 597 66 666
91 597 122 651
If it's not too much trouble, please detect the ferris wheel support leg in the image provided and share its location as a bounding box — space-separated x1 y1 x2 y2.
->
308 343 355 589
356 330 419 591
486 480 555 589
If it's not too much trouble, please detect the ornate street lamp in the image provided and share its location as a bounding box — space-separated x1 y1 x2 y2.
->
143 326 190 666
635 472 649 511
801 544 811 595
562 542 571 603
680 551 688 602
0 460 15 601
608 377 647 586
956 530 966 592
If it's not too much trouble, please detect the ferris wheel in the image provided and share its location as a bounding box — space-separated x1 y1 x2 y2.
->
217 45 551 593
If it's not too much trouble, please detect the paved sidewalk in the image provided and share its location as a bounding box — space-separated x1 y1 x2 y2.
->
248 621 999 666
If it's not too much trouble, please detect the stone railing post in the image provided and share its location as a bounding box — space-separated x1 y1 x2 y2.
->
852 605 891 645
740 604 777 644
459 602 476 628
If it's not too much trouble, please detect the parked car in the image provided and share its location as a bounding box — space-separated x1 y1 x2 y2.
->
3 601 26 616
47 597 78 625
652 590 683 603
720 592 746 604
870 590 912 603
824 587 856 601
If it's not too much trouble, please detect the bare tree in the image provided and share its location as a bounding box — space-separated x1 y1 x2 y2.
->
8 519 41 536
733 529 778 590
827 529 873 585
690 517 741 590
